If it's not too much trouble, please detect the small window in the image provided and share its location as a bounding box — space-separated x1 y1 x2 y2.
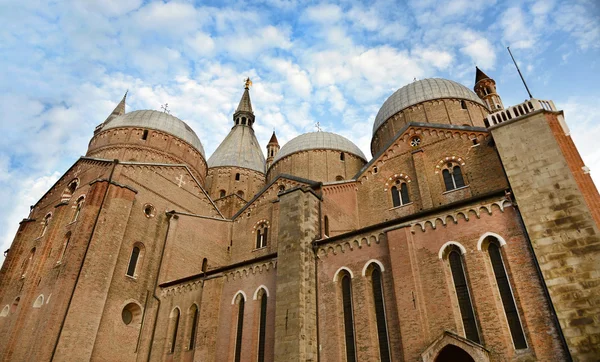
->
126 246 141 277
33 294 44 308
237 190 245 199
278 185 285 193
143 204 155 218
202 258 208 273
242 117 246 125
460 100 467 109
188 304 199 350
235 173 240 181
442 164 466 191
72 196 85 222
410 136 421 147
340 152 345 161
219 190 226 198
40 213 51 238
324 216 329 237
141 130 148 140
391 181 410 207
373 166 378 174
336 175 344 181
256 224 268 249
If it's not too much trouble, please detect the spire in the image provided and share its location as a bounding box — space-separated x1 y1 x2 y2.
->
104 91 127 123
236 78 254 114
475 66 490 85
233 78 256 127
268 131 279 145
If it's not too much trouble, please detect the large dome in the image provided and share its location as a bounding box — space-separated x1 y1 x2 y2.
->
102 110 205 157
373 78 485 135
272 131 367 164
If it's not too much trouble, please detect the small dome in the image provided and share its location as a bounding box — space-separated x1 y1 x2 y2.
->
208 126 266 173
102 110 205 157
272 131 367 165
373 78 485 135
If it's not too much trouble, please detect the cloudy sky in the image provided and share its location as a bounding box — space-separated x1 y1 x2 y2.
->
1 0 599 264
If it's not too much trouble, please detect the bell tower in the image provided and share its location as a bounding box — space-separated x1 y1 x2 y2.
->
474 67 504 111
266 131 280 169
233 77 255 127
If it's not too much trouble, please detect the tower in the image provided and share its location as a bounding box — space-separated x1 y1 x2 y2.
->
265 131 279 169
474 66 504 111
206 78 266 216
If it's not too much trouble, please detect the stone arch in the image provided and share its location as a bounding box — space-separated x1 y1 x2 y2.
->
333 266 354 282
438 241 467 260
435 344 475 362
231 290 247 305
476 232 507 251
361 259 385 276
253 285 270 300
33 294 44 308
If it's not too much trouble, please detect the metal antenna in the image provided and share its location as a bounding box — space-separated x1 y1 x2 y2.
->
507 46 533 99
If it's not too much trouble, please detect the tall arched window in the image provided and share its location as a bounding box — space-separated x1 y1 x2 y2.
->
201 258 208 273
72 196 85 222
257 289 268 362
369 265 391 362
234 294 245 362
188 304 199 350
169 308 180 354
57 232 71 264
340 272 356 362
324 216 329 237
488 241 527 349
22 248 36 278
256 224 268 249
126 246 141 277
391 180 410 207
448 249 480 343
40 213 51 238
442 164 466 191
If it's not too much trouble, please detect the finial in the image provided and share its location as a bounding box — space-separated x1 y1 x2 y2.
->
315 122 322 132
244 77 252 89
160 103 170 114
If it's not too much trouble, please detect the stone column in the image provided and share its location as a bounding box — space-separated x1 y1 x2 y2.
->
274 187 320 362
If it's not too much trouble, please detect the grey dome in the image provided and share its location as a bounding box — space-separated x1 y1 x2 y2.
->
272 131 367 165
373 78 485 135
208 125 266 173
102 110 205 157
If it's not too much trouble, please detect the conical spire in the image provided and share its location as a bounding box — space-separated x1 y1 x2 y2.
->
235 78 254 114
268 131 279 145
233 78 256 127
475 66 490 85
104 91 127 124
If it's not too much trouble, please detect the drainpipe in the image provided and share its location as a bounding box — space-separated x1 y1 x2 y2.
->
50 159 119 361
146 211 175 362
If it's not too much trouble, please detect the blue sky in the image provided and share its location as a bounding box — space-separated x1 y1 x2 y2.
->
1 0 599 264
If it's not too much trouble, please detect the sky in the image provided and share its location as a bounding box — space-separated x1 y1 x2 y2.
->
0 0 599 265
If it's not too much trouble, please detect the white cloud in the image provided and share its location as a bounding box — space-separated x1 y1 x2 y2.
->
304 4 343 23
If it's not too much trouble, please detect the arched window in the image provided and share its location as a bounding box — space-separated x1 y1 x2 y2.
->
460 100 467 109
169 308 180 354
201 258 208 273
324 216 329 237
40 213 51 238
278 185 285 193
233 294 245 362
242 117 246 125
219 189 226 198
488 241 527 349
448 249 480 343
391 180 410 207
142 129 148 140
33 294 44 308
367 264 391 362
57 232 71 264
72 196 85 222
22 248 36 278
442 164 466 191
340 271 356 362
335 175 344 181
188 304 199 350
235 173 240 181
237 190 244 199
126 245 142 277
256 224 268 249
257 289 268 362
10 297 20 313
62 179 79 201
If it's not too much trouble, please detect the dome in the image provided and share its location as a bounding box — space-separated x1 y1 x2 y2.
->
208 125 266 173
272 131 367 165
373 78 485 135
102 110 205 157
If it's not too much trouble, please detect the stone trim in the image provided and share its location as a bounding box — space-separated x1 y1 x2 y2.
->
316 232 385 258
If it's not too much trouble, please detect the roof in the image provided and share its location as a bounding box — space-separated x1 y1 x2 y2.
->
373 78 485 135
102 110 205 157
207 125 266 173
475 67 491 85
272 131 367 165
268 131 279 145
235 88 253 114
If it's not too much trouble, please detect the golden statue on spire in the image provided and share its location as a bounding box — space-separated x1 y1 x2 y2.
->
244 77 252 89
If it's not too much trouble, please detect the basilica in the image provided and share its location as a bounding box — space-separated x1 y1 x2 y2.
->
0 68 599 362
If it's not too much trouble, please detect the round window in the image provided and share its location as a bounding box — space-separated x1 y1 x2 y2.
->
143 204 155 218
410 136 421 147
121 302 141 325
122 309 133 325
